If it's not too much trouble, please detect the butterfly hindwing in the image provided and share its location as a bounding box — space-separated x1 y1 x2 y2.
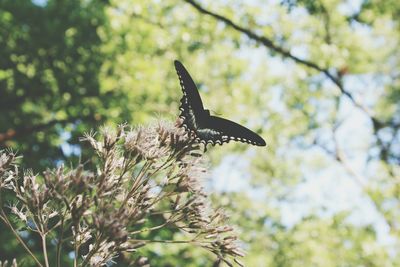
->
206 116 266 146
174 60 266 148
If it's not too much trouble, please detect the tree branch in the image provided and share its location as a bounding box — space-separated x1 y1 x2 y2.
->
182 0 377 121
313 117 397 232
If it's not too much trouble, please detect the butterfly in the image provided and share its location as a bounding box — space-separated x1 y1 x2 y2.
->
174 60 266 151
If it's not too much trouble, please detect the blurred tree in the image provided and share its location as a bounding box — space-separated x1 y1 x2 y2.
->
0 0 114 264
0 0 113 169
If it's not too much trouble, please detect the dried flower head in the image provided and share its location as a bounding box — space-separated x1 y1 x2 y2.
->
0 120 243 266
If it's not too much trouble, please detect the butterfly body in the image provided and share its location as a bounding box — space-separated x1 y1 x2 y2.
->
174 60 266 149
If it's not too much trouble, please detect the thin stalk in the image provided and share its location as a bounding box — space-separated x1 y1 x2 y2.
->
41 234 50 267
0 209 44 267
118 162 150 213
73 224 79 267
130 217 175 235
56 214 66 267
36 207 50 267
130 238 212 245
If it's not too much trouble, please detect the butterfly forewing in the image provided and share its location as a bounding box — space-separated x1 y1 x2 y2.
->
174 60 205 115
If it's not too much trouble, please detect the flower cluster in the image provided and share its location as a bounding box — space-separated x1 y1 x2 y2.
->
0 120 244 266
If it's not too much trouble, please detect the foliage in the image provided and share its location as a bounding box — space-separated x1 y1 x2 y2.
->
0 0 112 169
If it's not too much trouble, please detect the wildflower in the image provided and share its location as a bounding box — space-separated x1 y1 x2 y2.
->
0 120 243 266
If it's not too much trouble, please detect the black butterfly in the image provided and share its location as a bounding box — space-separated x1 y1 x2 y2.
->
174 60 266 150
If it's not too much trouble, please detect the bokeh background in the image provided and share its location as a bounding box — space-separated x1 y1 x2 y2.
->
1 0 399 266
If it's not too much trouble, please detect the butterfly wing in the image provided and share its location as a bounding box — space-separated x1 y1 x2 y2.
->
198 116 266 146
174 60 266 148
175 60 209 136
174 60 205 115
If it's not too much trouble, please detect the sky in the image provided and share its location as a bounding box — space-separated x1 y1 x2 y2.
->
32 0 47 6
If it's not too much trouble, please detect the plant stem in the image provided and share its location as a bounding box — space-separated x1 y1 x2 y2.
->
41 234 50 267
0 209 44 267
130 238 211 245
56 214 65 267
73 225 79 267
118 162 149 213
130 219 172 235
